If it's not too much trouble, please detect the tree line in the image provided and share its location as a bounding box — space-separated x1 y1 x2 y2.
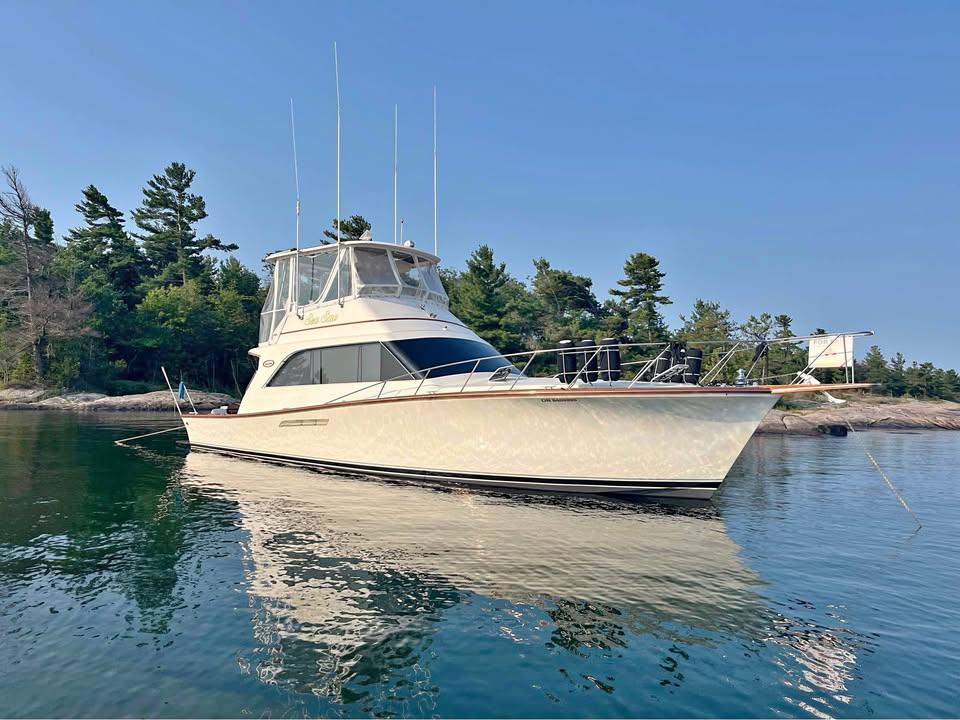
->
1 163 956 401
0 163 260 394
439 247 960 400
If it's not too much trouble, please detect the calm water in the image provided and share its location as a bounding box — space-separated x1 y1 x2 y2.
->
1 412 957 718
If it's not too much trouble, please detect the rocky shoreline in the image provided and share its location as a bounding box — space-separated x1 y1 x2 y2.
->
0 388 236 413
756 398 960 434
2 387 958 435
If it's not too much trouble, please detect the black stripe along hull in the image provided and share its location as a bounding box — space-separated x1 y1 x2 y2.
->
187 443 722 500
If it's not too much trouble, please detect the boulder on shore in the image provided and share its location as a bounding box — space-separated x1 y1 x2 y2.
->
757 398 960 435
84 390 237 412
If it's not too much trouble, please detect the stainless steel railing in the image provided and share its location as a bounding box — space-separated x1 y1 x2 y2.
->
319 330 874 407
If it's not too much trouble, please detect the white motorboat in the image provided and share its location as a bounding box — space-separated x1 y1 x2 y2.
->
181 239 869 499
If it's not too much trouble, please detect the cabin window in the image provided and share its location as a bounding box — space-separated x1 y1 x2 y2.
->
319 345 360 384
360 343 414 382
268 342 417 386
386 338 514 378
268 348 313 386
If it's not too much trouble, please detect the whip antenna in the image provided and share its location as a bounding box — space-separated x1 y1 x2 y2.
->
289 97 301 312
334 42 343 305
394 104 398 244
433 85 438 256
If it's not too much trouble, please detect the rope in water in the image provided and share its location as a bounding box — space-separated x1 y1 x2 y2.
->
114 425 184 446
845 420 922 529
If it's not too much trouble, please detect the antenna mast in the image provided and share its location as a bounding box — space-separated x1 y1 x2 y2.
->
394 104 398 244
334 42 343 305
433 85 438 256
289 98 301 313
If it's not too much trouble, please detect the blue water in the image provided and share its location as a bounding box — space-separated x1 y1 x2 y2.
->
0 411 957 717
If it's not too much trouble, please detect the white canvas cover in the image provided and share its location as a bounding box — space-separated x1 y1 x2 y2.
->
259 257 292 344
808 335 853 368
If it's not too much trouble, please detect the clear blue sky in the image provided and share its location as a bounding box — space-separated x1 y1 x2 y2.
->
2 1 957 366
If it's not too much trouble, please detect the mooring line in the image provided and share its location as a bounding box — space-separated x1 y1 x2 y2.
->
114 425 184 447
845 420 922 529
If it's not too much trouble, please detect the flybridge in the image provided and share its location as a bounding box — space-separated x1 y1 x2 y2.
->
264 240 440 264
258 240 448 345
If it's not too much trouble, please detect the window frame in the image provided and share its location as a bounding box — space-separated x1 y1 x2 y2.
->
353 246 403 298
265 341 418 387
266 347 316 387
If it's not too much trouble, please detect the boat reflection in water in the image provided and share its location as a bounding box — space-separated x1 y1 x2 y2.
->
179 451 873 715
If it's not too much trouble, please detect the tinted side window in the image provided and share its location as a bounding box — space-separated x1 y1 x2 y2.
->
381 345 414 380
387 338 512 378
269 350 313 386
359 343 381 383
359 343 415 382
270 343 417 386
320 345 360 384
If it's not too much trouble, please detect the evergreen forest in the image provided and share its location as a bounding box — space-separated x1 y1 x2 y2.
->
1 163 956 401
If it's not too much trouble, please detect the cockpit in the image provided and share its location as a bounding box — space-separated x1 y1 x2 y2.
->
259 242 449 345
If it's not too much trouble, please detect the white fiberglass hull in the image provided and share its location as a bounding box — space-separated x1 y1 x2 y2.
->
182 389 778 499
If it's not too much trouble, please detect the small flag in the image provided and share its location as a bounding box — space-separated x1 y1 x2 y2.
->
177 381 186 401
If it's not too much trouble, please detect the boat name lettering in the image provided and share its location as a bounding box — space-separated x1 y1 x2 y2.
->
540 398 578 403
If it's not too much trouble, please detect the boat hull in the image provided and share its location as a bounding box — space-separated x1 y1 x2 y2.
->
182 391 778 499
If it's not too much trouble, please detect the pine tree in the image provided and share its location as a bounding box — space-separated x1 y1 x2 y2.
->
861 345 889 391
905 361 943 399
531 258 602 344
455 245 528 353
65 185 145 307
942 369 960 401
674 300 736 381
32 208 55 247
887 352 907 397
213 258 262 394
323 215 371 243
132 162 237 287
774 314 794 339
608 252 671 343
677 300 735 341
438 268 462 310
741 313 774 341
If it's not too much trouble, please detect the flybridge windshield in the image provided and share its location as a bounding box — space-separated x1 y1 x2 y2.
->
258 244 448 344
386 338 515 378
351 247 447 301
